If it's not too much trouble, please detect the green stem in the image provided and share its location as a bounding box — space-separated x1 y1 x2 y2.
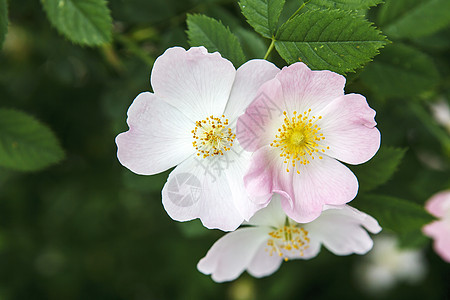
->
264 1 310 60
264 38 276 60
114 33 155 67
287 0 310 22
284 216 290 227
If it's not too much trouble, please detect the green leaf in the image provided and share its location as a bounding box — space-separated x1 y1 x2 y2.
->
350 147 406 192
0 0 7 48
41 0 112 46
186 14 246 67
235 28 267 59
360 43 439 98
355 195 434 248
306 0 382 10
274 9 388 74
378 0 450 39
239 0 285 38
0 109 65 171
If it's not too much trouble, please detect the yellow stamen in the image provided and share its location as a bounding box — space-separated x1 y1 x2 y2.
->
271 110 328 174
192 115 236 158
266 221 310 261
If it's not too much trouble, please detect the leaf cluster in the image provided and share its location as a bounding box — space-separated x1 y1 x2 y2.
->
187 0 388 74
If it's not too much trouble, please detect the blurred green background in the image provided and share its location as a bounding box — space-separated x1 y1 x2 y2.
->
0 0 449 299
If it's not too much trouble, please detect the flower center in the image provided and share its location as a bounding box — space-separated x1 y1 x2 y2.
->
266 223 310 261
192 115 236 158
271 109 328 174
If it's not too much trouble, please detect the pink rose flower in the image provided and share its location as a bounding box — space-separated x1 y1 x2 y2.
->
236 62 381 223
198 195 381 282
423 190 450 262
116 47 280 231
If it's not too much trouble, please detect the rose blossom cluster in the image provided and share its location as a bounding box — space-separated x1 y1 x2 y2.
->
116 46 383 282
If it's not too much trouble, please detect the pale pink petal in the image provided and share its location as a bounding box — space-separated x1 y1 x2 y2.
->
299 237 322 259
224 59 280 122
161 155 244 231
322 204 382 234
247 244 283 278
281 155 359 223
236 63 347 152
197 227 271 282
247 194 286 228
316 94 381 165
223 147 268 221
304 205 381 255
244 147 358 223
274 62 346 114
151 47 236 121
116 92 194 175
243 146 275 199
286 235 321 260
236 79 286 152
424 190 450 218
423 221 450 262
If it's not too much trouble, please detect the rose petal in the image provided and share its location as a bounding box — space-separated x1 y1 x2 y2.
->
116 92 194 175
247 243 283 278
282 155 359 223
244 146 359 223
317 94 381 165
424 190 450 218
286 234 322 260
224 59 280 122
299 236 322 259
322 204 382 234
236 79 286 152
197 227 271 282
304 205 381 255
243 146 277 199
224 147 268 221
161 154 244 231
151 47 236 121
423 221 450 262
247 194 286 228
275 62 346 114
236 63 347 152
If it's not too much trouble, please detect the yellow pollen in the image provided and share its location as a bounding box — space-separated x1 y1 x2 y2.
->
271 109 328 174
192 115 236 158
265 221 310 261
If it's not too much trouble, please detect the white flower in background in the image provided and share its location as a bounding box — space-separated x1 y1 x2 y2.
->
115 47 280 231
197 195 381 282
355 234 427 293
430 97 450 133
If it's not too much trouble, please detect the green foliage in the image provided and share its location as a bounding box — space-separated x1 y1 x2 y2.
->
0 0 7 48
360 43 439 98
235 28 267 59
0 109 65 171
351 147 406 193
110 0 175 24
239 0 285 38
274 9 388 73
355 195 434 248
186 14 246 67
122 170 169 193
378 0 450 39
41 0 112 46
306 0 382 10
177 219 210 238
